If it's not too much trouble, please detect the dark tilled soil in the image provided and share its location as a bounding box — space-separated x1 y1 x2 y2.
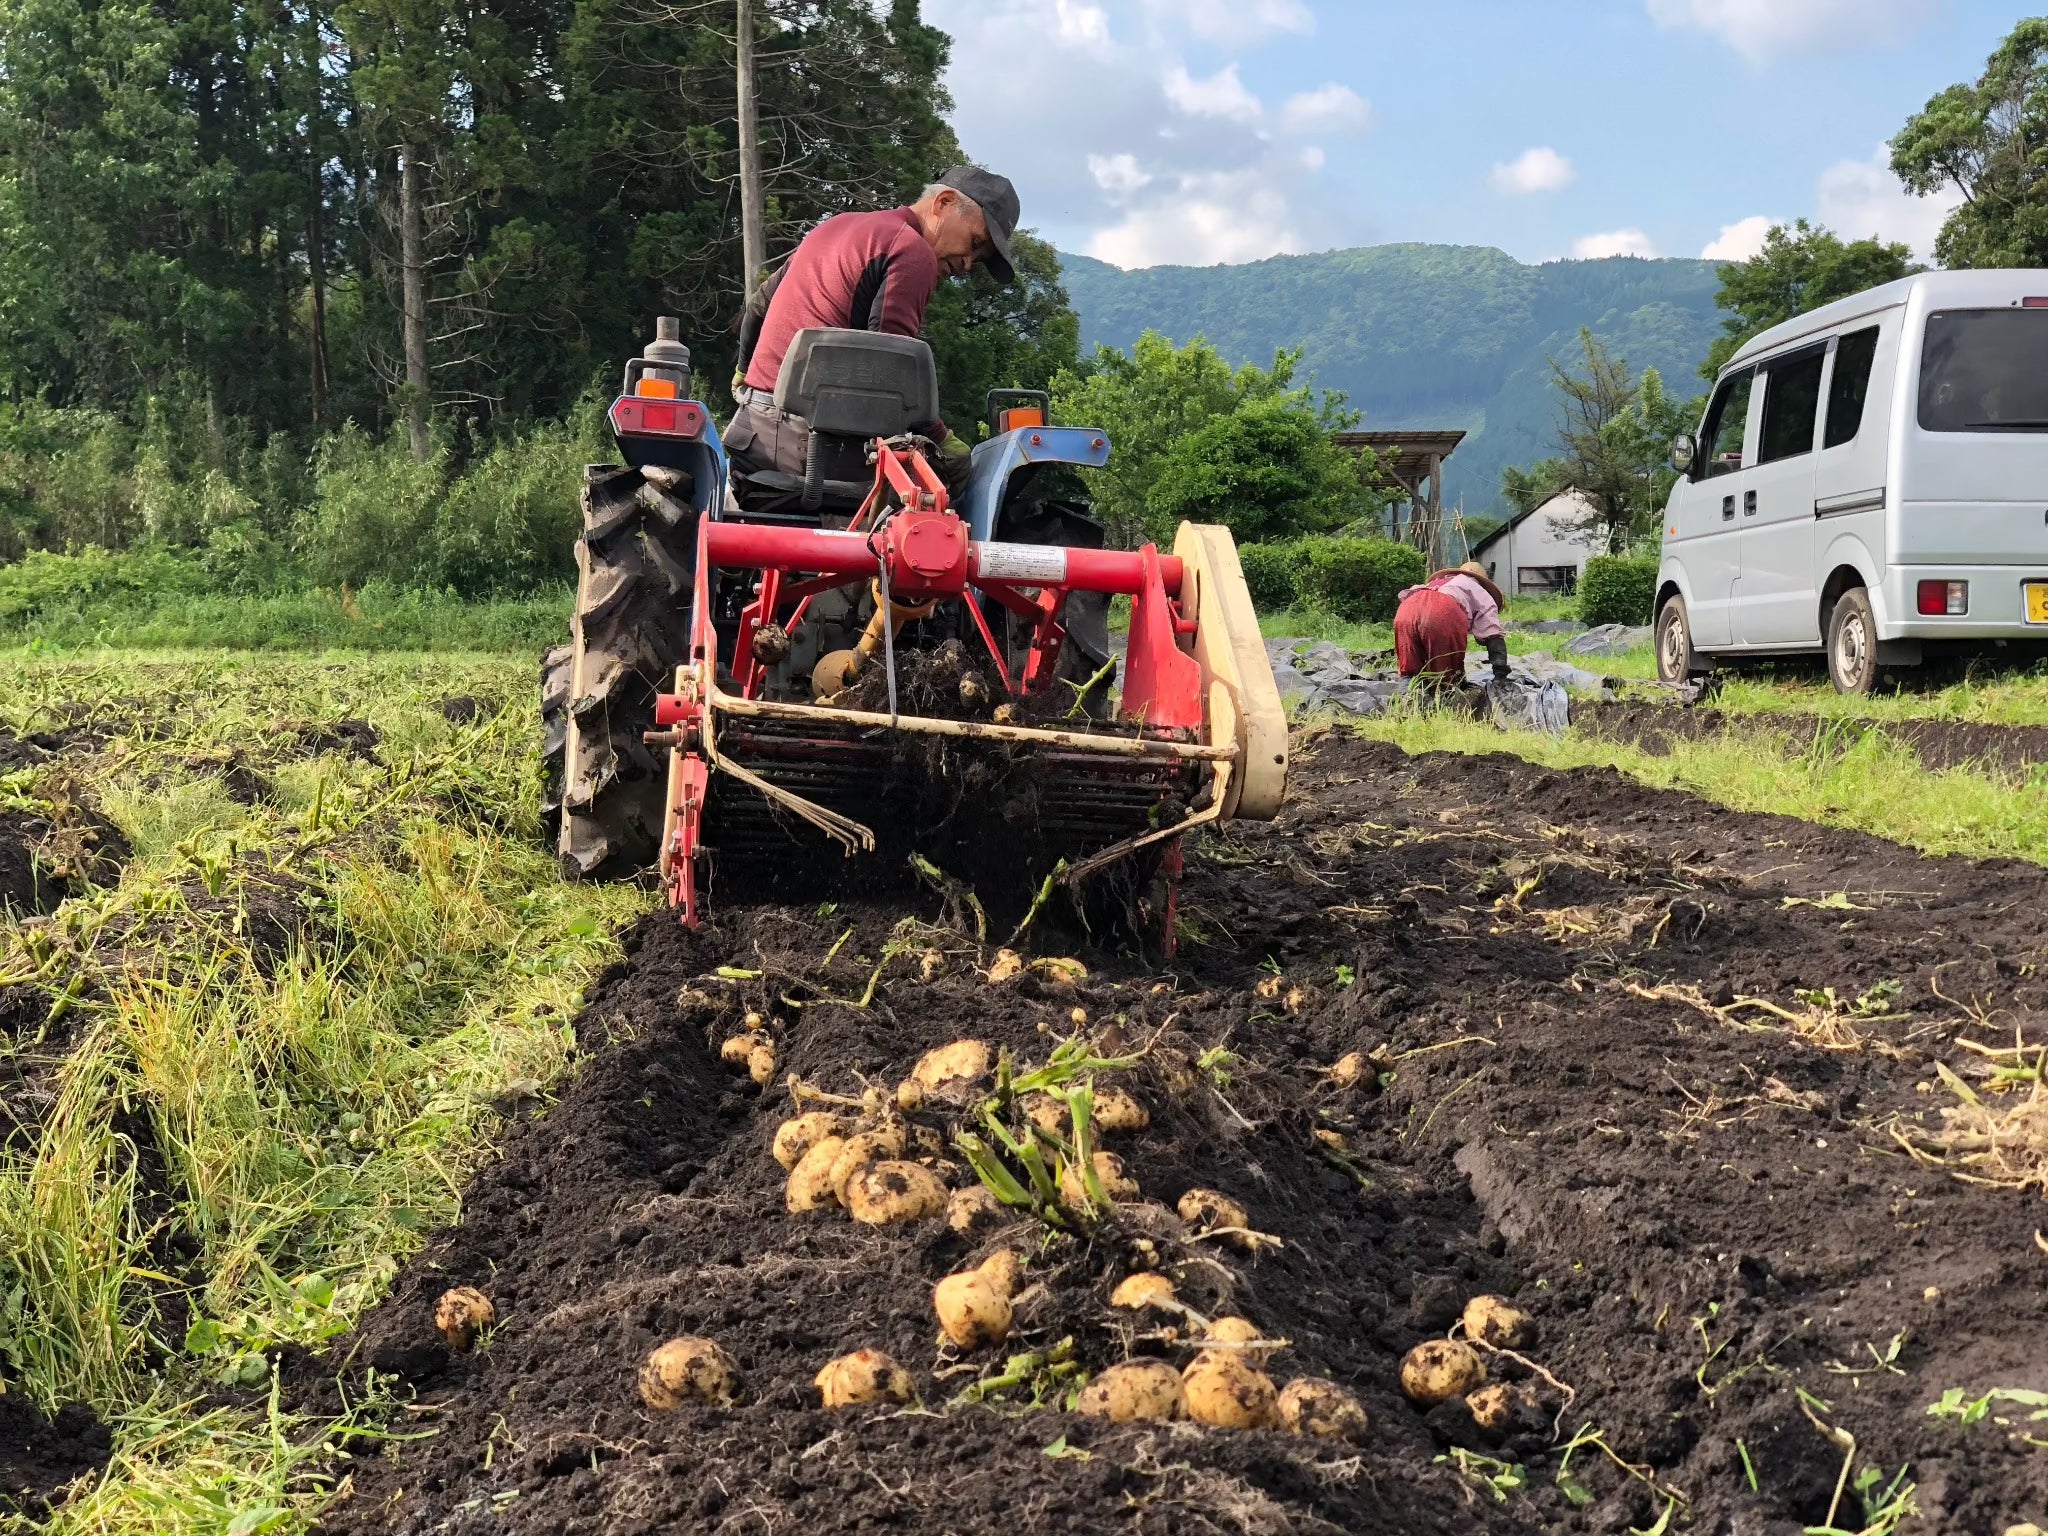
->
309 731 2048 1535
1581 699 2048 778
0 1397 111 1513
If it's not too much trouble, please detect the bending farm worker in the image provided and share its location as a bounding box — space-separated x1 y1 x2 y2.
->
1393 561 1511 692
726 166 1021 488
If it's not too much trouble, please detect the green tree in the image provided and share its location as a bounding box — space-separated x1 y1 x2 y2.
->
1538 329 1695 552
1500 458 1568 516
1051 332 1358 546
1892 18 2048 269
1145 397 1368 545
1701 220 1916 380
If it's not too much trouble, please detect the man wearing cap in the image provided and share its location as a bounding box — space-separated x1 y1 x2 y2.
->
1394 561 1513 693
726 166 1020 484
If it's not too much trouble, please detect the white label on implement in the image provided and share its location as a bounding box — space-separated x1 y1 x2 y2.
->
976 542 1069 584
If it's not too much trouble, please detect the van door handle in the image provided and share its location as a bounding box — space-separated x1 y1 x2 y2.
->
1722 495 1735 521
1743 490 1757 517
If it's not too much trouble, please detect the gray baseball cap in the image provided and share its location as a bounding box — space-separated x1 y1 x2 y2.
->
936 166 1019 285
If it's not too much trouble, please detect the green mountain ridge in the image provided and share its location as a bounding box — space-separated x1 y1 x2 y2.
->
1056 244 1724 517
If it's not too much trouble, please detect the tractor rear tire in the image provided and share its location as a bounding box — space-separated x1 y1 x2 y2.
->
548 462 697 880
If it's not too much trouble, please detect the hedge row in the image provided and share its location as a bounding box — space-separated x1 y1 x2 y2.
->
1577 555 1659 627
1237 537 1429 623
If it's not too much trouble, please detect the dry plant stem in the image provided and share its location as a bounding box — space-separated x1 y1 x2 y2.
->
1797 1396 1856 1532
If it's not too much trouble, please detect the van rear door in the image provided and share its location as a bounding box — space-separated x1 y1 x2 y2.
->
1896 306 2048 565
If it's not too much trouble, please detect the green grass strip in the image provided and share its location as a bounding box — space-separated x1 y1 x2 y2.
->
0 651 646 1532
1356 709 2048 866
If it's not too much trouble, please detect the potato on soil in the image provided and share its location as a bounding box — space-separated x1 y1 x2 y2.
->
933 1252 1020 1349
1060 1151 1138 1207
746 1042 778 1086
1092 1086 1149 1133
1254 974 1285 1000
1076 1359 1184 1422
1110 1272 1177 1312
1400 1339 1485 1405
1462 1294 1536 1350
1182 1354 1278 1429
948 1185 1004 1234
827 1124 909 1201
1282 984 1313 1016
845 1161 948 1225
815 1348 914 1409
433 1287 493 1351
718 1035 755 1067
638 1336 740 1410
1328 1051 1367 1089
1177 1187 1250 1240
772 1112 846 1171
1203 1316 1275 1361
894 1077 925 1113
1466 1381 1535 1434
1030 956 1087 985
911 1039 992 1092
1021 1093 1066 1134
1277 1378 1368 1442
986 950 1025 984
787 1135 849 1213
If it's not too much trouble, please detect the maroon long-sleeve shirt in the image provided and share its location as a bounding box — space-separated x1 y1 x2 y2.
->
743 208 941 404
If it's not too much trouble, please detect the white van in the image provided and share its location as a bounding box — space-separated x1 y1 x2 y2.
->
1655 271 2048 693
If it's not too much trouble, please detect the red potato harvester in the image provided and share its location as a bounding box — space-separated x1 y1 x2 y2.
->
547 322 1287 948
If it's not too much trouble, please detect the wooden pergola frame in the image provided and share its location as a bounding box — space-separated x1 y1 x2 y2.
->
1334 430 1467 565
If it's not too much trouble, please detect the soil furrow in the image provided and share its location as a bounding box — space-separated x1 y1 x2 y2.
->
308 731 2048 1536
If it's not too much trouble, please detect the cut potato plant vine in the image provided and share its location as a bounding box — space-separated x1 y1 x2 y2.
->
955 1036 1148 1225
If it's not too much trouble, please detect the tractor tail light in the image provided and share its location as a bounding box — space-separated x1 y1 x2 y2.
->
1916 579 1968 615
611 397 706 439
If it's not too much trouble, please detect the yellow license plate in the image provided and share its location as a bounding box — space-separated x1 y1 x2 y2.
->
2029 583 2048 624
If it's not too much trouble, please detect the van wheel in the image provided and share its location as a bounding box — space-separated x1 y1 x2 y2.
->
1655 596 1703 683
1826 587 1888 695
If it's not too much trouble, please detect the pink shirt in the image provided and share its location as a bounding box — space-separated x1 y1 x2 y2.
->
1398 573 1504 640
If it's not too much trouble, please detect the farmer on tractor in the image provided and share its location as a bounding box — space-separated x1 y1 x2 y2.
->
725 166 1022 489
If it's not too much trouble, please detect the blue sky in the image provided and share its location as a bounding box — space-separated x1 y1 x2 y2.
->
922 0 2019 268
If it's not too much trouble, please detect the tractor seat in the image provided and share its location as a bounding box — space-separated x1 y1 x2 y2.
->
742 470 871 504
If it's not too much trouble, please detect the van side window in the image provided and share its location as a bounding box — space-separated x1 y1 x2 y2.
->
1824 327 1879 448
1697 369 1754 479
1757 347 1825 464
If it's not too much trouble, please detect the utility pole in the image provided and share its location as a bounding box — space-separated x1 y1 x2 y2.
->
400 145 430 460
736 0 765 304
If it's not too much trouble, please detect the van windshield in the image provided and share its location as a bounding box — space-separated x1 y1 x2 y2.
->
1919 309 2048 432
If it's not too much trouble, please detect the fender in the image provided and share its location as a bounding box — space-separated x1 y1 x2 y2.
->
960 426 1113 543
1816 530 1891 635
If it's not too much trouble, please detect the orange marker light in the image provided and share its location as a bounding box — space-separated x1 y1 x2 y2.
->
636 377 680 400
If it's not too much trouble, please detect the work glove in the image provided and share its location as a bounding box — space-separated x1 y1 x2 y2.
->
1485 634 1513 684
933 430 973 489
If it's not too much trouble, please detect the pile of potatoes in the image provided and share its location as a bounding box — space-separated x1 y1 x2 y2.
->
1398 1294 1548 1438
1077 1297 1367 1442
769 1040 998 1227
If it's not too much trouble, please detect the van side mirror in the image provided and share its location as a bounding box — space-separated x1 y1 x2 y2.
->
1669 434 1696 475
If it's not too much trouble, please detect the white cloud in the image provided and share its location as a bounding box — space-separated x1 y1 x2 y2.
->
921 0 1373 269
1087 170 1302 268
1490 146 1575 195
1051 0 1112 46
1278 83 1374 136
1300 145 1326 172
1162 62 1263 123
1645 0 1939 64
1138 0 1313 45
1817 146 1962 262
1088 152 1152 200
1572 228 1660 259
1700 215 1779 260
